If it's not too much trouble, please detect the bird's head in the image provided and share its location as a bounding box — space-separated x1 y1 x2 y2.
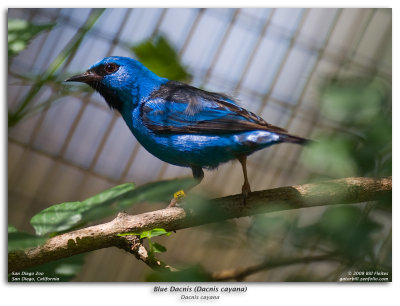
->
65 56 166 112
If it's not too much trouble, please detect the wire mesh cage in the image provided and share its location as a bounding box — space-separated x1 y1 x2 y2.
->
8 8 392 281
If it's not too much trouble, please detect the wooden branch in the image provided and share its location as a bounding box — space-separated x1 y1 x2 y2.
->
211 254 335 281
8 176 391 273
116 235 177 272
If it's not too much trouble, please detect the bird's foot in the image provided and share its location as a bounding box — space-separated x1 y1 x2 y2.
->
241 182 251 204
168 190 186 207
242 182 251 198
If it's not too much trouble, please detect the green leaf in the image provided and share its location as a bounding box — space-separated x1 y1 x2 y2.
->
151 241 167 253
8 230 47 252
303 76 391 178
30 178 196 236
301 137 358 177
321 78 386 125
131 35 191 81
140 228 172 239
8 225 18 233
8 18 55 58
31 183 135 236
117 228 171 240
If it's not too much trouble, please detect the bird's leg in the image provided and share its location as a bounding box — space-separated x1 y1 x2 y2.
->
238 155 251 199
168 167 204 207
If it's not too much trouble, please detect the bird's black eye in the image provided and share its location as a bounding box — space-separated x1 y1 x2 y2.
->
104 63 119 74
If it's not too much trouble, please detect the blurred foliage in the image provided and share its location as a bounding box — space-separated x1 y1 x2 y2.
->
9 254 86 282
8 226 85 282
292 205 381 260
31 183 136 236
8 18 55 58
302 77 391 178
200 220 241 250
8 225 17 233
146 265 212 282
8 225 47 252
277 76 391 281
10 178 196 281
131 35 191 82
30 178 196 237
246 213 294 251
8 9 105 127
119 177 197 204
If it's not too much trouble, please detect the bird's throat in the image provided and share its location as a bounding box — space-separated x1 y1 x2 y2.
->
91 82 124 112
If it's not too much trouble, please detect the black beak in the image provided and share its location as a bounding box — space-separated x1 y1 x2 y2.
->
65 71 102 83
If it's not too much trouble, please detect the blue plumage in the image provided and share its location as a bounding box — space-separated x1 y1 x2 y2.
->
66 56 308 206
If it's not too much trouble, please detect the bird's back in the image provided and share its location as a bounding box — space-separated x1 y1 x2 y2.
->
141 80 294 136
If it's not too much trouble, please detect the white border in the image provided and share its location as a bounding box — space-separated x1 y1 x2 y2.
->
2 1 397 305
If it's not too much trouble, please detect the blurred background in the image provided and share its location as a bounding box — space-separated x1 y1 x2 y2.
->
8 8 391 281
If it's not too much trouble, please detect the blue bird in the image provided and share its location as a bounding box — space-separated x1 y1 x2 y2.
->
66 56 308 206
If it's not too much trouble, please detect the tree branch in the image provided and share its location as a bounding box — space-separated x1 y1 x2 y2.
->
116 235 177 272
211 254 336 281
8 176 391 273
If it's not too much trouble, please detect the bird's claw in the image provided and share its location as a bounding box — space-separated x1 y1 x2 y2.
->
241 183 251 205
242 183 251 198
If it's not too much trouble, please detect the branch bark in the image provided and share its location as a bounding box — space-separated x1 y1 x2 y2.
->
8 176 391 273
